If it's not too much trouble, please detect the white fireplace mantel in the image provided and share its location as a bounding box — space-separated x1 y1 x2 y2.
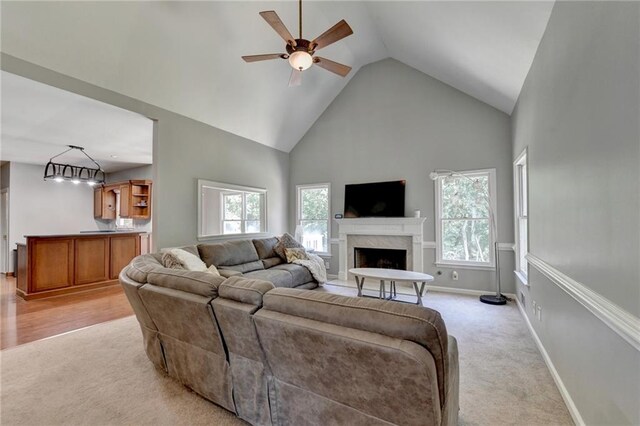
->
335 217 426 280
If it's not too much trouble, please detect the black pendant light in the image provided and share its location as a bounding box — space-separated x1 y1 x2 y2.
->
43 145 106 186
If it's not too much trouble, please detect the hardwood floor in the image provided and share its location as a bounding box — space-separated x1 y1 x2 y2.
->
1 274 133 350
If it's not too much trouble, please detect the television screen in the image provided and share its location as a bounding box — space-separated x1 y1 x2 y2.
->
344 180 406 218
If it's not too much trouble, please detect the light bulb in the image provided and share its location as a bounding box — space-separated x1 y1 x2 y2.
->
87 181 96 186
72 179 80 185
288 51 313 71
54 177 64 183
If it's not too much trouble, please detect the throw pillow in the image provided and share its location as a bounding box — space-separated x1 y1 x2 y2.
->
162 252 186 270
207 264 221 276
274 233 304 260
285 247 309 263
170 248 208 272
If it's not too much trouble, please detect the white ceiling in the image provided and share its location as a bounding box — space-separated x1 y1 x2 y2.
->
0 1 554 153
1 71 153 172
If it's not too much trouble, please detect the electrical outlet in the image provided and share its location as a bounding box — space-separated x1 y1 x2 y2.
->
452 271 459 281
537 305 542 321
324 259 330 269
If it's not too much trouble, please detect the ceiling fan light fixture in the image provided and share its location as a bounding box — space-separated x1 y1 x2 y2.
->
288 51 313 71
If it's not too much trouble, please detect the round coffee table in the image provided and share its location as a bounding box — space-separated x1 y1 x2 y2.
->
349 268 435 306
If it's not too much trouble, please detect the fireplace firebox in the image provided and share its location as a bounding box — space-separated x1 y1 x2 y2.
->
354 247 407 270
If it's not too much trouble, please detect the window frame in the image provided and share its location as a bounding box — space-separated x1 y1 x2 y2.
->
197 179 267 240
220 191 264 235
296 183 331 256
514 149 529 285
435 168 497 270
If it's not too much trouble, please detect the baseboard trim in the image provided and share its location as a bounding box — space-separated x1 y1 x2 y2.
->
426 284 515 299
515 297 585 426
527 253 640 352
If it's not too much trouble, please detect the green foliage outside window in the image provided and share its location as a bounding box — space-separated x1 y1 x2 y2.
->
441 175 490 263
299 187 329 252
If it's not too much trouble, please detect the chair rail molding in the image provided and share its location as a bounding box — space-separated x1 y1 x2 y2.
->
527 253 640 352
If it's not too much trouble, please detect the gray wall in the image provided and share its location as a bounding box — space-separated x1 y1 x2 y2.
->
1 54 289 251
7 162 105 271
290 58 515 293
512 2 640 424
106 164 153 183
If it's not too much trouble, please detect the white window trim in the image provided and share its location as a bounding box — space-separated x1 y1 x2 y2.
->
197 179 268 240
513 148 529 286
435 168 497 270
296 183 331 256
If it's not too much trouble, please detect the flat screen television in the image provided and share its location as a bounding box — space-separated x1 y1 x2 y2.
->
344 180 406 218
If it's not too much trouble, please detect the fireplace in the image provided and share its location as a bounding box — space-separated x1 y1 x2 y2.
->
354 247 407 270
335 217 426 280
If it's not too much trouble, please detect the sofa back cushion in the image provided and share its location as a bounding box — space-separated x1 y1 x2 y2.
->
126 253 164 283
252 237 279 259
146 268 224 297
260 288 449 406
212 276 275 424
138 284 234 411
254 291 445 425
198 240 261 268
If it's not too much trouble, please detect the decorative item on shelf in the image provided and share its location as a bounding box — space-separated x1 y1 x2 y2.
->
43 145 105 186
430 169 506 306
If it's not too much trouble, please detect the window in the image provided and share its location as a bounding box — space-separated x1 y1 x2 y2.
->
435 169 497 269
221 191 264 235
296 184 330 254
198 180 266 239
514 150 528 284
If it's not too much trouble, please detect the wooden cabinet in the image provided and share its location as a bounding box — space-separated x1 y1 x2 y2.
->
119 184 131 218
16 233 145 300
75 237 109 285
94 186 116 220
109 235 139 279
94 180 151 220
130 180 152 219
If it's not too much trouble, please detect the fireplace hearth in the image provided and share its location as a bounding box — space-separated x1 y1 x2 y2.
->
354 247 407 270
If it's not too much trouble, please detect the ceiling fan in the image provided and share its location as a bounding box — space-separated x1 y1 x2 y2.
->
242 0 354 87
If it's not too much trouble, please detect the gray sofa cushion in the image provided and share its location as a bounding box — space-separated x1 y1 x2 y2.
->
272 263 314 284
244 269 294 288
252 237 279 259
261 256 284 269
198 240 260 267
218 276 274 306
219 260 264 274
146 268 225 298
261 288 449 406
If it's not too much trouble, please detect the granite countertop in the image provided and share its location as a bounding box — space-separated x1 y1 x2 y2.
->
24 231 148 238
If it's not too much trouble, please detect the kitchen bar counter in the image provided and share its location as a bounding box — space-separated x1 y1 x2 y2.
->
16 232 148 300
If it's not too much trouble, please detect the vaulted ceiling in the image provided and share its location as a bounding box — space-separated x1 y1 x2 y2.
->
0 1 554 153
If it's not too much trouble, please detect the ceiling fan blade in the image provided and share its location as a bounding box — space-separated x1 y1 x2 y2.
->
288 69 302 87
242 54 286 63
311 20 353 51
313 57 352 77
259 11 296 46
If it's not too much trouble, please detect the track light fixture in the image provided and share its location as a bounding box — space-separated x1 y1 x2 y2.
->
43 145 106 186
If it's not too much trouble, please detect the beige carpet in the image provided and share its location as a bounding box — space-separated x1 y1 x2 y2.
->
0 287 572 425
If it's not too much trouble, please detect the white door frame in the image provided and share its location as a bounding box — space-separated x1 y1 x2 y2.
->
0 188 9 273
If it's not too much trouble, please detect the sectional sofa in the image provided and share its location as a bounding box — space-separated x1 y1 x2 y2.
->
120 239 459 426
